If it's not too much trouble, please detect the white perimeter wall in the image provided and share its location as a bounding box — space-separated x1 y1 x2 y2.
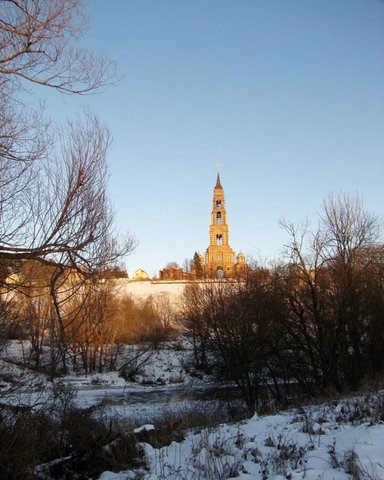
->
111 279 188 309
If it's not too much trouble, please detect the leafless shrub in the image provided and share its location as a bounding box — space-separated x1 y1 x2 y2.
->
331 393 384 426
327 443 383 480
260 430 310 478
118 345 154 381
190 429 248 480
130 400 248 450
0 380 145 479
145 427 249 480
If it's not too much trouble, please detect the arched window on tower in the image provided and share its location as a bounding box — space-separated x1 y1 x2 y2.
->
216 211 222 224
216 234 223 246
216 200 222 209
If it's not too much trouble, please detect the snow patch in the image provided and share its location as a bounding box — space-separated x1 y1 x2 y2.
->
134 424 155 434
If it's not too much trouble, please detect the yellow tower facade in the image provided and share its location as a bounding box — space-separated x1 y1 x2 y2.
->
204 173 235 278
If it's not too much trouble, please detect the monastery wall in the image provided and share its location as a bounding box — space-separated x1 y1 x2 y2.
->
111 279 188 308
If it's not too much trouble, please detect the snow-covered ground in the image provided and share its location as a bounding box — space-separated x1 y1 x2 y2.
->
0 340 199 412
2 337 384 480
100 393 384 480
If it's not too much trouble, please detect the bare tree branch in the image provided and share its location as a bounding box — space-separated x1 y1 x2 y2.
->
0 0 116 94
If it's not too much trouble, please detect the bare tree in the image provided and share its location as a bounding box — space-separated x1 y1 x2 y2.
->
320 194 383 388
182 257 192 273
0 294 20 351
0 1 135 368
0 0 133 277
165 261 180 269
152 292 177 332
279 194 384 392
182 275 284 412
182 282 213 371
0 0 115 205
321 193 382 265
1 112 134 272
0 0 115 94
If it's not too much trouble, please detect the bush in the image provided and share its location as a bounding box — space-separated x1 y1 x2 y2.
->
0 381 145 479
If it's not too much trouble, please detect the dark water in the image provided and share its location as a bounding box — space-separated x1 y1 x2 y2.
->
76 384 241 408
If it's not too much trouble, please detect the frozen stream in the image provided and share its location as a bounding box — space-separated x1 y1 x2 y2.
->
73 382 241 415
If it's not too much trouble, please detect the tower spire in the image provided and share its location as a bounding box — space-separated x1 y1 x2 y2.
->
216 172 222 188
215 163 222 188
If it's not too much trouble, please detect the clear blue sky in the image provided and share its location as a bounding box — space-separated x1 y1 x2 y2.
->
38 0 384 276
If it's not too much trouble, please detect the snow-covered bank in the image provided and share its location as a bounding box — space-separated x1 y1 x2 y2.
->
2 339 384 479
1 338 197 385
0 339 213 416
101 393 384 480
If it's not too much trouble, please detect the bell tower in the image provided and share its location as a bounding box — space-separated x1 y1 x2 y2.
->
204 173 235 277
